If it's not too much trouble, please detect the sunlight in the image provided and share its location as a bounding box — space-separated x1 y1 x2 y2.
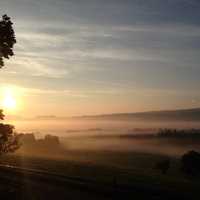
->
3 93 16 109
1 87 17 111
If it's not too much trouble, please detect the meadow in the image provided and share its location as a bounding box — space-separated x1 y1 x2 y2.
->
1 145 200 199
2 118 200 199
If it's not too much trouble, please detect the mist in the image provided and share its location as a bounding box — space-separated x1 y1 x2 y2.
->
9 118 200 158
10 118 200 136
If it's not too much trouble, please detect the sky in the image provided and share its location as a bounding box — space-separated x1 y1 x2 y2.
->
0 0 200 117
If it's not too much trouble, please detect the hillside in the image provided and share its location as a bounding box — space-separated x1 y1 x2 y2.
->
75 108 200 121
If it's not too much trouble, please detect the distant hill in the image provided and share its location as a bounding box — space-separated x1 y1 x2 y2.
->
25 108 200 122
75 108 200 121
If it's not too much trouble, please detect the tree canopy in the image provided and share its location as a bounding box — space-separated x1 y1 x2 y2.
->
0 118 19 154
0 15 19 154
0 109 4 120
181 150 200 175
0 14 16 67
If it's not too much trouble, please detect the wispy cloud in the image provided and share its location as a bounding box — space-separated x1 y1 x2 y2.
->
1 0 200 115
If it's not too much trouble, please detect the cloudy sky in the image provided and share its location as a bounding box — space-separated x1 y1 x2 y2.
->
0 0 200 116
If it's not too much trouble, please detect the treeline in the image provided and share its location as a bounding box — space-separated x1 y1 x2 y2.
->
119 129 200 140
157 129 200 139
17 133 63 155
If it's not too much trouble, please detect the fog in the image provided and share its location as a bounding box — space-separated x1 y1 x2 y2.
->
11 119 200 157
10 119 200 137
60 136 200 157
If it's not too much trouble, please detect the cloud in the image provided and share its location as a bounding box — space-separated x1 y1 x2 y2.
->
4 80 199 96
5 54 69 78
0 0 200 115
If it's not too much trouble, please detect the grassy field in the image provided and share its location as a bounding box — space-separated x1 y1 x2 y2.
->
0 150 200 199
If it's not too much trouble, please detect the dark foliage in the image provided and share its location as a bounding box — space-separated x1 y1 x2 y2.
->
0 14 16 67
0 109 4 120
181 150 200 176
155 159 170 174
157 128 200 139
0 109 19 154
0 122 19 154
0 15 18 154
18 133 61 154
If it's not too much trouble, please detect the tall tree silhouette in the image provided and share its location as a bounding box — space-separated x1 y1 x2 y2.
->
0 110 19 154
0 14 16 67
0 15 18 154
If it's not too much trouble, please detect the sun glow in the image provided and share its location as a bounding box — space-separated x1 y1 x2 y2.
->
1 87 17 110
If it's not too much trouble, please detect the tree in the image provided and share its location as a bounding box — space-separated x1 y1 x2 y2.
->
0 109 4 120
181 150 200 176
0 14 16 67
0 15 19 154
0 112 19 154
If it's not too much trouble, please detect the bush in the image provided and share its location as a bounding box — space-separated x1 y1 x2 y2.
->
0 123 19 154
181 150 200 176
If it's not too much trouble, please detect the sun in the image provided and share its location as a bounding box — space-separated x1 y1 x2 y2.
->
3 94 16 109
2 88 17 110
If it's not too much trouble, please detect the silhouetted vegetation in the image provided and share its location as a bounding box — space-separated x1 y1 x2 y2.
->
0 110 19 154
118 129 200 140
0 15 18 155
181 150 200 176
0 14 16 67
0 109 4 120
0 15 16 67
18 133 62 155
157 129 200 139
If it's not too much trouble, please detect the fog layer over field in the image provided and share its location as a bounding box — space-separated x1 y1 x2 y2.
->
10 119 200 157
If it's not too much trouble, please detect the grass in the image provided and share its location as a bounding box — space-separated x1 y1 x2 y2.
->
0 150 200 199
